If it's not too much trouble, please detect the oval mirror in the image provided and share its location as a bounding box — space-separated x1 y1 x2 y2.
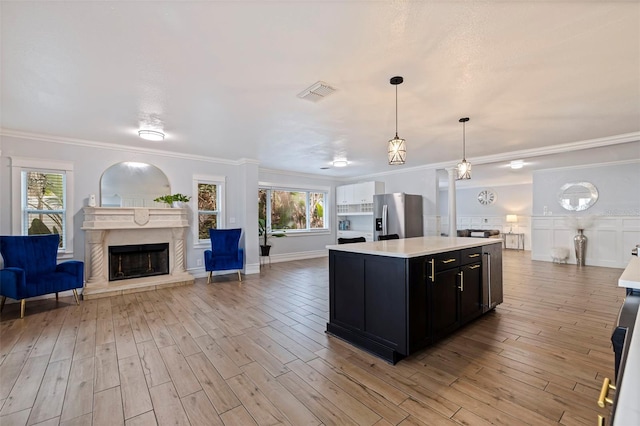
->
100 162 170 207
557 182 598 212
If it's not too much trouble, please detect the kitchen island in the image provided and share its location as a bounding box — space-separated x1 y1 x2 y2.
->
326 236 503 364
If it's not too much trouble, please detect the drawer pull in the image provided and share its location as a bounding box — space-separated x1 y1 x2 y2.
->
428 259 435 283
442 258 456 264
468 253 480 258
597 377 615 408
469 264 481 270
597 415 605 426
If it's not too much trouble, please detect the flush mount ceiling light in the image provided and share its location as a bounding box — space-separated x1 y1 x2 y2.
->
510 160 524 169
456 117 471 180
332 160 348 168
138 130 165 141
388 76 406 166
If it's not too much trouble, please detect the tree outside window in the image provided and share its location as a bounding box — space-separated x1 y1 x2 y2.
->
259 188 326 232
23 171 66 248
198 183 219 240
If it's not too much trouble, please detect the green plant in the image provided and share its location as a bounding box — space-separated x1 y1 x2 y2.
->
154 193 192 204
258 218 286 247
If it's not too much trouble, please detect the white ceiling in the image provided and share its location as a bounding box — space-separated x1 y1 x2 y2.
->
2 1 639 182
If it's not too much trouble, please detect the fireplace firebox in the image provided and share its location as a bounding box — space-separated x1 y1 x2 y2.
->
108 243 169 281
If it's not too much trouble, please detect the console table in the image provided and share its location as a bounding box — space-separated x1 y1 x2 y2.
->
503 232 524 250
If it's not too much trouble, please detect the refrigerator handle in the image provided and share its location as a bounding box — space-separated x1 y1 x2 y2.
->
484 252 492 309
382 204 388 236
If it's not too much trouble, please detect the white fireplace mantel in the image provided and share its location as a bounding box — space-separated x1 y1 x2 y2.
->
82 207 194 299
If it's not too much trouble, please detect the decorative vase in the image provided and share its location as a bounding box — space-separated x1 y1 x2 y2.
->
574 229 587 266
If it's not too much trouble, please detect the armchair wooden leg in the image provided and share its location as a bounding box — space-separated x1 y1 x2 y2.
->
207 272 212 284
237 271 242 282
20 299 26 319
1 296 6 312
72 289 80 305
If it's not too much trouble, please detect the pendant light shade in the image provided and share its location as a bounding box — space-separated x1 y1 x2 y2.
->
456 117 471 180
388 76 406 165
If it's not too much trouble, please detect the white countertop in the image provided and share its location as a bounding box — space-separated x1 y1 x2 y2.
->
614 295 640 425
327 236 502 258
618 255 640 290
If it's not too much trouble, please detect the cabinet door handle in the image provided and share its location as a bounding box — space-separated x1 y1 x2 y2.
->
468 253 480 258
469 264 480 270
428 259 435 283
597 377 616 408
442 258 456 264
458 271 464 291
597 415 605 426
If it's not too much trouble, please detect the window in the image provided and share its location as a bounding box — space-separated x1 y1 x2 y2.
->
11 157 74 256
259 185 328 233
23 171 66 246
193 175 225 243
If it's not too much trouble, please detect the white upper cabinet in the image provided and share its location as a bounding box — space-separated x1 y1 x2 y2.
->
336 184 353 205
352 181 385 204
336 181 384 206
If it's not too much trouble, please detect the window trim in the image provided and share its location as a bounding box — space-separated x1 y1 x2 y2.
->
193 174 226 247
258 181 329 234
10 157 75 258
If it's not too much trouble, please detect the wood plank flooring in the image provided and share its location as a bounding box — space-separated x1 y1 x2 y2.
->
0 250 626 425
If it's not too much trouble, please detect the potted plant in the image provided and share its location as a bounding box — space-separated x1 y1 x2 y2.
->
258 218 285 256
154 193 191 208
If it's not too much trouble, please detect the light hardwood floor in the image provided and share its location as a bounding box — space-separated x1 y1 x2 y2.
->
0 250 627 425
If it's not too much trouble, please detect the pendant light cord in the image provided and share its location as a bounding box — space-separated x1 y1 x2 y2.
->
395 85 399 138
462 121 466 160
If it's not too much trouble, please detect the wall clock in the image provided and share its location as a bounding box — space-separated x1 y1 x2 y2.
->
478 189 496 205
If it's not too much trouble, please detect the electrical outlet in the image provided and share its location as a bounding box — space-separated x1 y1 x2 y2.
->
484 218 488 223
196 259 202 266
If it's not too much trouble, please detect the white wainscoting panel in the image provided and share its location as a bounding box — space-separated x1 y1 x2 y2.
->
531 216 639 268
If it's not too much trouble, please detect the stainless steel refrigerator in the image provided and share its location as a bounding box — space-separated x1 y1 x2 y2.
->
373 193 423 240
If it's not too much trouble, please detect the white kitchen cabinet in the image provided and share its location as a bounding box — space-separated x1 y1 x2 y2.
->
336 181 384 243
336 181 384 207
336 185 353 205
352 181 385 204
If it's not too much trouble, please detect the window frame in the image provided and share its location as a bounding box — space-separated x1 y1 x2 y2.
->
10 157 75 259
258 182 329 235
193 174 226 247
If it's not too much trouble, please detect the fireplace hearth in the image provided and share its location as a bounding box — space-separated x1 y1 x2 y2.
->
109 243 169 281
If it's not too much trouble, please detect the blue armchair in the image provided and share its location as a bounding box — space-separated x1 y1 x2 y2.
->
204 228 244 283
0 234 83 318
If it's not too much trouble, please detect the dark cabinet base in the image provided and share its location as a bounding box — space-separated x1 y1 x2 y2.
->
326 322 405 364
327 245 501 364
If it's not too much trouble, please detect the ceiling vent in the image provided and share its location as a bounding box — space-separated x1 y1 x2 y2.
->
297 81 336 102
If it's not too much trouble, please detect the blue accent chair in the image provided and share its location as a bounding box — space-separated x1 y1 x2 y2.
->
0 234 84 318
204 228 244 283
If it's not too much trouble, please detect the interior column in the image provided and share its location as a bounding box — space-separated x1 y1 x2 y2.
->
447 168 457 237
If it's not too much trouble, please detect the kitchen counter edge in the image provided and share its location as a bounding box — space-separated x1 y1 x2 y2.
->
326 236 502 258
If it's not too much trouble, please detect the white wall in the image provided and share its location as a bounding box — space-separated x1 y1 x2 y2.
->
531 160 640 267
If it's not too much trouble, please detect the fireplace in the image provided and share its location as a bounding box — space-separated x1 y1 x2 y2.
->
82 207 194 299
109 243 169 281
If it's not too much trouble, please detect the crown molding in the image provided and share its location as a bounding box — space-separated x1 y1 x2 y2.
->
347 131 640 182
258 166 340 183
532 157 640 174
0 128 248 166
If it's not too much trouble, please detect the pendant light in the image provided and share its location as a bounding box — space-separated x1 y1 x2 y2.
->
388 76 406 165
456 117 471 180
